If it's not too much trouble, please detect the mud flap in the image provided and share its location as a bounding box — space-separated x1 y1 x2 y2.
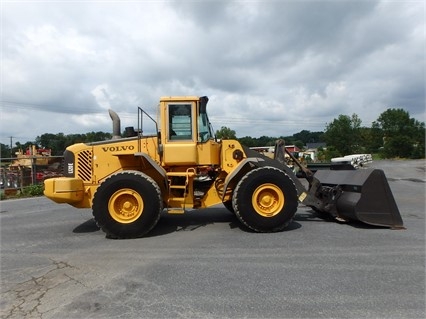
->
312 169 404 229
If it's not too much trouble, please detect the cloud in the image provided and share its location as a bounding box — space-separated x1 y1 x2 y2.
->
1 0 424 145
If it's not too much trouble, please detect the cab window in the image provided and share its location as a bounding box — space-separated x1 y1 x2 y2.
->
198 112 213 142
168 104 193 141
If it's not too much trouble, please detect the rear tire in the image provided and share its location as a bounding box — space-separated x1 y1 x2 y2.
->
92 171 162 239
233 166 298 232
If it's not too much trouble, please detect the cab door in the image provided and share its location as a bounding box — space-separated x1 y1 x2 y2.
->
162 102 198 165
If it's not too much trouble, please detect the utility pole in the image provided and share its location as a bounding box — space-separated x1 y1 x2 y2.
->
10 136 13 158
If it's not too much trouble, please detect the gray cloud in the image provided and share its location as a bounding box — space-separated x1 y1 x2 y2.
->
1 0 424 144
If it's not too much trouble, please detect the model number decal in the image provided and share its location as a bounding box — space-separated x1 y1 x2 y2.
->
102 145 135 152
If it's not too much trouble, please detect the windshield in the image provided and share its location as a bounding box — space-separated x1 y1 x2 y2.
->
198 111 214 142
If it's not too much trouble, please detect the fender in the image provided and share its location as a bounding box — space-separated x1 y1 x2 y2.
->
134 152 168 192
221 157 261 201
221 156 306 201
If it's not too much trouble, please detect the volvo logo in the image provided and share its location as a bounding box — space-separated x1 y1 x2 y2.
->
102 145 135 152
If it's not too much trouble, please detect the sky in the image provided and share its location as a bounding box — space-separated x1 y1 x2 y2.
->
1 0 425 146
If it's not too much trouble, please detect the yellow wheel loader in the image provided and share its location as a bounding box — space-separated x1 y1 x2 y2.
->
44 96 404 238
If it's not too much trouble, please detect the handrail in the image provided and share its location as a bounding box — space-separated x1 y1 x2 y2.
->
137 107 161 155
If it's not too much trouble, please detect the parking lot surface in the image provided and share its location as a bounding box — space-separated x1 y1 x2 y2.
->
1 159 425 318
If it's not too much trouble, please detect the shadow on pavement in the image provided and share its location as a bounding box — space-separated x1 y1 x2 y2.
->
299 209 392 230
72 206 387 238
73 218 100 233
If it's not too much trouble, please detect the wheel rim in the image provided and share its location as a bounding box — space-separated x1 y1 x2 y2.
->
108 188 144 224
252 183 285 217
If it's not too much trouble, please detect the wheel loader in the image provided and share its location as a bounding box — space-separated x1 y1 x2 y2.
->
44 96 404 238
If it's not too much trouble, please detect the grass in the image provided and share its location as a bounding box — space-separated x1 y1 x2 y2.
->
0 184 44 200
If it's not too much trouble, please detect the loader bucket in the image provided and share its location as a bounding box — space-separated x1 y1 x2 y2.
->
313 169 404 229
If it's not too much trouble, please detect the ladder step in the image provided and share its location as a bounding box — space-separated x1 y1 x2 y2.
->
170 185 187 189
167 172 195 177
167 208 185 214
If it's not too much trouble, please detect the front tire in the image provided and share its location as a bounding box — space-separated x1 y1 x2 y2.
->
233 166 298 232
92 171 162 239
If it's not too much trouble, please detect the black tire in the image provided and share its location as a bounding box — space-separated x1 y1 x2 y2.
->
233 166 298 232
92 171 162 239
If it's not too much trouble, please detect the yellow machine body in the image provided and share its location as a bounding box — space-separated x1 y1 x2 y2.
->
44 97 246 212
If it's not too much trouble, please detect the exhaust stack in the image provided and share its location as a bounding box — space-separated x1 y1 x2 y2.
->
108 109 121 140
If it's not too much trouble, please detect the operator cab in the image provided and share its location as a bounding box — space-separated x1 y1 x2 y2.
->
167 96 214 143
160 96 219 166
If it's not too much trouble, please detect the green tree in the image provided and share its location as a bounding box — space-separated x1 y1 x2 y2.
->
292 130 325 144
324 114 362 156
362 123 384 154
15 141 36 154
375 108 425 158
292 130 311 144
86 131 112 142
238 136 256 147
294 140 304 150
216 126 237 139
36 133 67 155
0 143 11 158
257 136 275 146
316 146 340 162
65 134 86 146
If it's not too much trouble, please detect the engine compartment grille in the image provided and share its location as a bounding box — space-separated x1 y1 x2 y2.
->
77 150 92 182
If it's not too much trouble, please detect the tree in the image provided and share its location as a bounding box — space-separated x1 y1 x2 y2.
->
292 130 325 144
15 141 35 154
324 114 362 156
86 131 112 142
256 136 275 146
294 140 304 150
375 108 425 158
361 123 383 154
216 126 237 139
238 136 256 147
0 143 11 158
36 133 67 156
316 146 340 162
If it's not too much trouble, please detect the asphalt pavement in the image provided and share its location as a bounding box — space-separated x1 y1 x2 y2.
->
0 159 425 319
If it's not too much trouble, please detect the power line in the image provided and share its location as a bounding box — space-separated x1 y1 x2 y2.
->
0 100 156 118
0 100 103 114
209 117 326 127
1 100 327 126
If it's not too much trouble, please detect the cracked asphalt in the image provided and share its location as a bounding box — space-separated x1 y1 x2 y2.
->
0 159 425 319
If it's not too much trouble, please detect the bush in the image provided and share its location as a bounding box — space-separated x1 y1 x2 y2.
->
21 184 44 197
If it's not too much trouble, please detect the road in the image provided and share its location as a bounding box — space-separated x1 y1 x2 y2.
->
1 160 425 319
